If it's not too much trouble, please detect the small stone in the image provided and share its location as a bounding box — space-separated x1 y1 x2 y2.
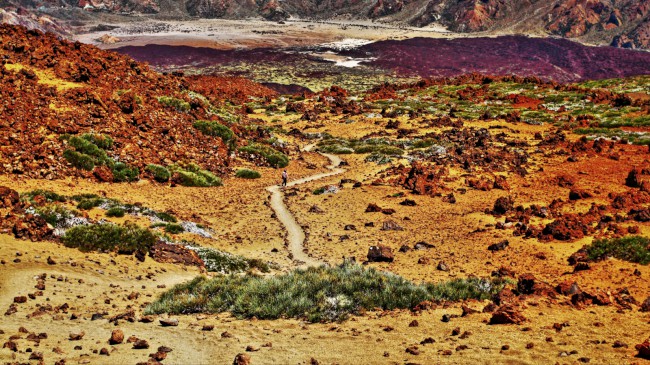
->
133 339 149 349
159 318 179 327
109 329 124 344
409 320 419 327
233 353 251 365
246 345 260 352
202 325 214 331
69 331 85 341
405 345 419 355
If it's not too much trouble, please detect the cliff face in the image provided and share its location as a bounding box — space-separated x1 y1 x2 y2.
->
2 0 650 49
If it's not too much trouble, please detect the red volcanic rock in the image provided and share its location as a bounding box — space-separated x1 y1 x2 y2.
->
556 281 582 296
149 242 204 267
635 339 650 359
489 305 526 325
365 203 383 213
569 189 592 201
492 196 514 215
12 214 52 241
367 245 394 263
0 186 20 208
109 329 124 344
392 162 447 197
571 291 611 308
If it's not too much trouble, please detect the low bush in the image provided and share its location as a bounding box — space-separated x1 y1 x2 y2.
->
106 207 125 218
313 187 326 195
158 96 191 112
235 169 261 179
164 223 185 234
35 205 77 227
585 236 650 264
68 136 110 165
188 246 270 274
22 190 66 203
193 120 235 146
146 262 508 322
112 162 139 182
63 149 95 171
145 164 171 183
76 197 104 210
170 163 223 187
62 222 156 255
238 143 289 168
155 211 177 223
81 133 113 150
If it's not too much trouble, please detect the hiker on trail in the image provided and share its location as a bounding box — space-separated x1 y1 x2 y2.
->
281 170 288 187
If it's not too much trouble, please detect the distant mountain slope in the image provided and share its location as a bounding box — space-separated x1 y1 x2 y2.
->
2 0 649 49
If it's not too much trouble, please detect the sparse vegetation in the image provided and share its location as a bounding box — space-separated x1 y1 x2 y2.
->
158 96 191 112
35 205 78 227
155 211 177 223
76 197 104 210
146 164 171 183
188 246 271 274
585 236 650 265
21 190 66 203
170 163 222 187
164 223 185 234
194 120 235 148
62 222 157 255
238 143 289 168
146 262 508 322
235 168 261 179
105 207 125 218
111 162 139 182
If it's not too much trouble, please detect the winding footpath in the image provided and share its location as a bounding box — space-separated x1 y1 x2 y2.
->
266 145 345 268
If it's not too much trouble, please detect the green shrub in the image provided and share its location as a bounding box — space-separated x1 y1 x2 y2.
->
63 149 95 171
189 246 270 274
164 223 185 234
68 136 109 165
238 143 289 168
235 169 261 179
106 207 125 218
62 222 156 255
81 133 113 150
176 171 222 187
35 205 77 226
585 236 650 264
313 187 326 195
155 211 177 223
71 193 100 201
146 262 508 322
22 190 66 203
193 120 235 145
158 96 190 112
111 162 139 182
146 164 171 183
76 198 104 210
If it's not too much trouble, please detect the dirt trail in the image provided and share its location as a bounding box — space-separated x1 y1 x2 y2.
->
266 144 345 267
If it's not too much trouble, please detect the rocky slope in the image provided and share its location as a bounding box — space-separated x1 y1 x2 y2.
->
2 0 650 49
0 23 277 180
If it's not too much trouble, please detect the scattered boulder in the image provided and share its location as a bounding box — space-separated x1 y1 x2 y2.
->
399 199 416 206
569 189 592 200
365 203 382 213
381 220 403 231
413 241 434 250
109 329 124 344
640 297 650 312
69 331 85 341
636 339 650 359
133 339 150 349
308 205 324 213
367 245 394 263
436 261 449 271
493 196 514 215
150 241 204 267
159 318 179 327
489 305 526 325
556 281 582 296
233 353 251 365
488 240 509 252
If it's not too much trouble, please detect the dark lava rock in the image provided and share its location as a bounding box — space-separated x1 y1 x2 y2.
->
367 245 394 263
488 240 509 252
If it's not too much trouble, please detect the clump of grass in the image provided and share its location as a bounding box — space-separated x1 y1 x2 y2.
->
158 96 190 112
81 133 113 150
193 120 235 147
155 211 177 223
170 163 223 187
63 149 95 171
21 190 66 203
146 164 171 183
62 222 156 255
146 262 508 322
188 246 270 274
235 169 261 179
76 197 104 210
317 138 403 156
111 162 139 182
105 207 125 218
164 223 185 234
238 143 289 168
584 236 650 264
35 205 77 227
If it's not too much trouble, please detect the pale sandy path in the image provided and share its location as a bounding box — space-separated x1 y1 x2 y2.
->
266 144 344 268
